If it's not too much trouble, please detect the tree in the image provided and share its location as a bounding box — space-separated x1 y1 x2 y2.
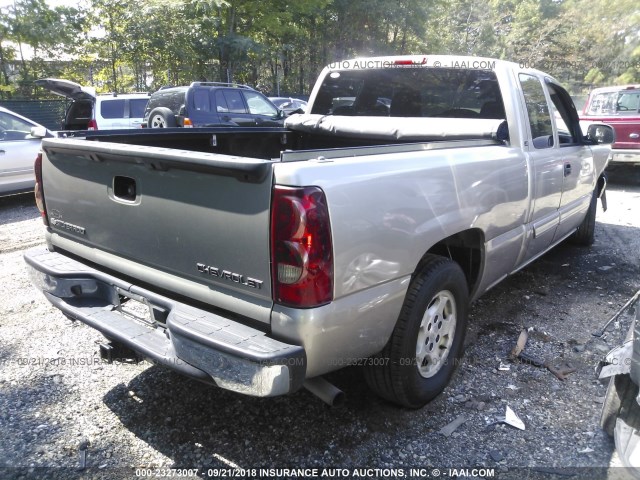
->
3 0 88 95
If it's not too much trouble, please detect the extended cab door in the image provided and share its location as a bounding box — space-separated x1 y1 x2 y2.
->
518 73 564 260
545 80 596 242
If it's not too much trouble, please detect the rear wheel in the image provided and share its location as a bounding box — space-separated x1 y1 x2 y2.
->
364 255 469 408
570 187 598 246
148 107 177 128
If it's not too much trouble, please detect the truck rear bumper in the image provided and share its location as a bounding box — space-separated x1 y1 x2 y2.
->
24 247 306 397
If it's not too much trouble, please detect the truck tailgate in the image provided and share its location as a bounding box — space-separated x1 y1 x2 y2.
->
40 138 275 324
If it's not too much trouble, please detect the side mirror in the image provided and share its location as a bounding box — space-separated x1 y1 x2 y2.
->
586 124 615 145
277 108 285 119
30 126 49 139
532 135 553 149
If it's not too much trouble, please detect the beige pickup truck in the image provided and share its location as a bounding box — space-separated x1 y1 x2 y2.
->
26 55 613 408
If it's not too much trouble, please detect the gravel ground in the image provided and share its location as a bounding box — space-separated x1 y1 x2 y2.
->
1 166 640 480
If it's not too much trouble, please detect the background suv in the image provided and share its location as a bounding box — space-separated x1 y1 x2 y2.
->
35 78 150 130
579 84 640 167
143 82 284 128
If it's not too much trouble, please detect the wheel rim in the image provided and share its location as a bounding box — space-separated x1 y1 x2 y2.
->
150 115 165 128
416 290 457 378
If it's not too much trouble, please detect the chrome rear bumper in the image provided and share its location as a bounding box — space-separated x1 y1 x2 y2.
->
24 247 306 397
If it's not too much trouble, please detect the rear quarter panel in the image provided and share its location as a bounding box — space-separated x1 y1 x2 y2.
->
274 145 529 301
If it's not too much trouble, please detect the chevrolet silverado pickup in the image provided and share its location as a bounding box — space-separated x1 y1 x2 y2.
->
25 55 614 408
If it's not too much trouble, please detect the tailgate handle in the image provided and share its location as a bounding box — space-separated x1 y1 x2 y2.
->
113 176 137 201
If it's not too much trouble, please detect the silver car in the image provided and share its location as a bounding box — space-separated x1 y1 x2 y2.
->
0 106 51 196
268 97 308 116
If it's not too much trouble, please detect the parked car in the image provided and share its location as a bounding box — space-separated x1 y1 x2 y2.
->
0 106 52 196
580 85 640 167
268 97 308 116
144 82 284 128
35 78 150 130
599 292 640 474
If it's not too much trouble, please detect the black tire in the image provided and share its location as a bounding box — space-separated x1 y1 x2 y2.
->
364 255 469 408
147 107 177 128
570 187 597 246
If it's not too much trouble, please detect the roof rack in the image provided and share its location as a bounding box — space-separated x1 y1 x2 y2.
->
103 91 150 97
189 81 254 90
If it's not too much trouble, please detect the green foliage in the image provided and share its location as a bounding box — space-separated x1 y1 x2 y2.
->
0 0 638 99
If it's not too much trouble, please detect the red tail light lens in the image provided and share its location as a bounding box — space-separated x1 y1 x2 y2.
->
34 153 48 226
271 186 333 308
87 119 98 130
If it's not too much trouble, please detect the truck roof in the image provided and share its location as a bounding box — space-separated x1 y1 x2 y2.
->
587 84 640 94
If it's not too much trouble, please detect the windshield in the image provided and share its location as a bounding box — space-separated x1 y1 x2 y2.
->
311 67 505 119
586 89 640 115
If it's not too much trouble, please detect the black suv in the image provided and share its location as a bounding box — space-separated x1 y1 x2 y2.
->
143 82 284 128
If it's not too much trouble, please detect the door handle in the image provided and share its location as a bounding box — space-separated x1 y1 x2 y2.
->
564 163 572 177
630 133 639 139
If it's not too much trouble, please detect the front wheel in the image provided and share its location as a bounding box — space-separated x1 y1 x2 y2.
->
364 255 469 408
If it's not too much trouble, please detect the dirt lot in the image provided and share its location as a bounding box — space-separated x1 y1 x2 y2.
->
1 166 640 480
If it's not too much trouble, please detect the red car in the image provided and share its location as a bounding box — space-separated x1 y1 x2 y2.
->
580 85 640 167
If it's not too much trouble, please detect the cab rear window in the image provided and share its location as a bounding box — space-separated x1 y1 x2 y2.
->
311 67 505 119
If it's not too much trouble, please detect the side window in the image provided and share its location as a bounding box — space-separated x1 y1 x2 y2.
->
519 74 554 149
130 99 148 118
100 99 125 119
222 91 247 114
243 91 278 116
617 91 640 114
215 91 229 112
0 111 33 141
193 89 210 112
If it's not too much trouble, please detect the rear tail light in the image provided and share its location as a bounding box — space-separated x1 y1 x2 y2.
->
183 118 193 128
271 186 333 308
87 119 98 130
34 153 48 226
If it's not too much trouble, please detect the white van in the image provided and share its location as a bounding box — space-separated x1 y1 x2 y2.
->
35 78 150 130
